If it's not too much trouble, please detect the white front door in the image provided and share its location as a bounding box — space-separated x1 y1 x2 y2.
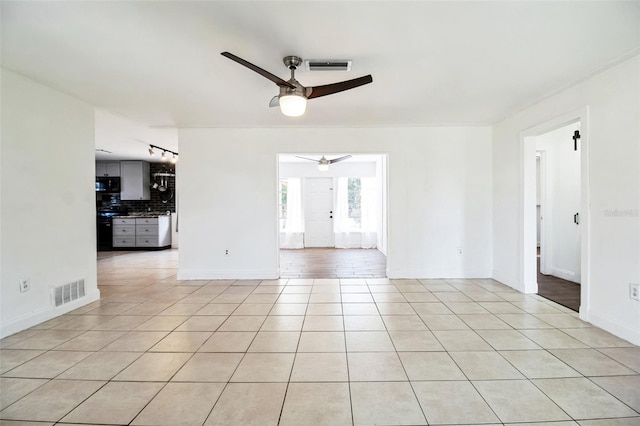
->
304 177 334 247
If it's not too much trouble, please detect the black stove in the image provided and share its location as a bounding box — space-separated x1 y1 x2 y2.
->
97 207 128 251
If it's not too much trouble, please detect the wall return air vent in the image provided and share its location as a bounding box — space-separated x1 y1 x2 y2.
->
305 60 352 72
52 279 86 307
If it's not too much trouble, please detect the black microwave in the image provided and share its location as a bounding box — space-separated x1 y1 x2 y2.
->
95 177 121 193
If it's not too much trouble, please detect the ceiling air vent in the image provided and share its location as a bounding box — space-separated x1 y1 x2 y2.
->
305 60 352 72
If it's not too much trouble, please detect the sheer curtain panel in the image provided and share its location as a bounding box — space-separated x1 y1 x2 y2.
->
280 178 304 248
334 177 377 249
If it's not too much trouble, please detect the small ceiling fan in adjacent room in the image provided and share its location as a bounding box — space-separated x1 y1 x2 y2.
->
221 52 373 117
296 154 352 171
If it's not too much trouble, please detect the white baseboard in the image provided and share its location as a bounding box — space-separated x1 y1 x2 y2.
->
584 308 640 346
0 288 101 339
177 269 279 280
549 266 580 284
387 268 492 280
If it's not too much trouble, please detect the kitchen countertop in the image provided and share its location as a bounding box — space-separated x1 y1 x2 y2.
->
124 212 172 218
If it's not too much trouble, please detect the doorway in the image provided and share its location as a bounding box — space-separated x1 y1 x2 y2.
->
535 122 582 311
277 154 388 278
521 109 589 317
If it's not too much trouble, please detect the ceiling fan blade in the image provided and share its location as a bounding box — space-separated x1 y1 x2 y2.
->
307 75 373 99
328 155 352 164
269 96 279 108
221 52 295 89
295 155 320 163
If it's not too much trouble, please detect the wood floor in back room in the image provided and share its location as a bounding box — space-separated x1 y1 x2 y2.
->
537 257 581 312
280 248 387 278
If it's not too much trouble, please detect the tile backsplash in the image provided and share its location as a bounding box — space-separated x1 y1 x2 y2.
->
97 163 176 213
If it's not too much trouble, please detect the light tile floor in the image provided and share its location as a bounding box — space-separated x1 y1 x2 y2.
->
1 250 639 425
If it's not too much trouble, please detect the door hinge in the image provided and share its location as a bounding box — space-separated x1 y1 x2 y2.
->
574 212 580 225
573 130 581 151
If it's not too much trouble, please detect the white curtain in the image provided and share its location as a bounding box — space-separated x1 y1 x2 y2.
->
334 177 350 247
280 178 304 249
334 177 377 249
360 177 377 248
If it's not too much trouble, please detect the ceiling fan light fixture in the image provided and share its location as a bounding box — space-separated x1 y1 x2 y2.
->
279 94 307 117
318 156 330 171
221 52 372 118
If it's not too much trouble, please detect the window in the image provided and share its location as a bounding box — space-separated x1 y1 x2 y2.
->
279 179 288 230
348 177 362 228
334 176 378 249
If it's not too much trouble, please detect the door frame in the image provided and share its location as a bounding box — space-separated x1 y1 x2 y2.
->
520 107 590 319
537 150 548 275
276 153 390 277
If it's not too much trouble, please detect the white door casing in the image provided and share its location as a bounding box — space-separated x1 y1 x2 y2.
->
304 177 335 247
520 107 589 321
537 123 581 284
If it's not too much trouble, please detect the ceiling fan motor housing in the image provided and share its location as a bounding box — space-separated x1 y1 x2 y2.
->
278 80 307 97
283 56 303 69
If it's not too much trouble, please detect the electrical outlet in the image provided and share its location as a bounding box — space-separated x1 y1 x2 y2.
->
630 283 639 301
456 247 463 255
19 278 30 293
225 249 229 255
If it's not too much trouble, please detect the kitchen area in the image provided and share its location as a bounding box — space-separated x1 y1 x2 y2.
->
96 160 177 252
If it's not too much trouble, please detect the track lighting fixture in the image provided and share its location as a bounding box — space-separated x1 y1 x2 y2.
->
148 144 178 163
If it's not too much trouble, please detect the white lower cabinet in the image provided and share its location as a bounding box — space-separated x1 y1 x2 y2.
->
113 236 136 247
112 216 171 248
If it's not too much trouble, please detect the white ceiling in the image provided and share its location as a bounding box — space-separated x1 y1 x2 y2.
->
2 1 639 158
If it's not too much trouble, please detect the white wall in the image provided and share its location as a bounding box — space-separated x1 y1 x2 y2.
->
178 126 493 279
492 55 640 344
536 123 581 283
1 70 99 338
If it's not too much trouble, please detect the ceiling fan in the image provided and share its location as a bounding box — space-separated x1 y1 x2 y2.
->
296 154 352 171
221 52 373 117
